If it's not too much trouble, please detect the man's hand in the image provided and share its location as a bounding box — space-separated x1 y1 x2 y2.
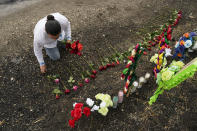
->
40 65 47 73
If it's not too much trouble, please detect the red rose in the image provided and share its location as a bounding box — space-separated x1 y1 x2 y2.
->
56 94 60 99
126 63 130 68
69 119 75 128
167 34 172 40
121 74 125 79
92 70 97 75
99 66 103 71
77 43 83 51
178 10 182 15
73 108 82 121
71 42 76 49
116 60 120 65
71 110 74 117
90 75 96 79
77 52 82 56
70 50 75 54
74 103 83 109
111 62 115 67
64 89 70 94
152 43 156 46
147 48 151 51
103 65 107 70
143 51 147 55
107 64 111 67
157 36 162 41
127 75 131 80
135 44 139 51
78 83 83 87
167 27 172 34
66 43 71 49
83 107 91 117
173 19 179 26
129 56 135 63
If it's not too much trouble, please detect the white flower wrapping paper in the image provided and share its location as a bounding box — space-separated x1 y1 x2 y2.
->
86 98 94 107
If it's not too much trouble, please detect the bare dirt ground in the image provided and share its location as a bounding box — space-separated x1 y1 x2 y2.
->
0 0 197 130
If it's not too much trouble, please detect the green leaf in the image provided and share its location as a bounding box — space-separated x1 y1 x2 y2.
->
101 61 106 66
86 70 91 76
128 47 133 52
69 76 73 80
81 74 85 79
104 58 110 63
123 68 129 75
52 88 62 94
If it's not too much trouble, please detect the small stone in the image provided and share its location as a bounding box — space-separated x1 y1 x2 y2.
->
146 4 150 7
11 77 14 81
102 34 105 37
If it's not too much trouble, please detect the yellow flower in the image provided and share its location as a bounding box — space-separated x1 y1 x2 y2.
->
95 93 113 107
98 107 109 116
95 93 104 100
150 53 167 67
161 70 174 81
170 61 184 69
150 54 158 63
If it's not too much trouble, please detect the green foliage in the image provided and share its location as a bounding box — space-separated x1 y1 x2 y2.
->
52 88 63 94
68 76 75 87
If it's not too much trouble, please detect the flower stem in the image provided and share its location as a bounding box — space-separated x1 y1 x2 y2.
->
80 55 94 70
94 49 105 65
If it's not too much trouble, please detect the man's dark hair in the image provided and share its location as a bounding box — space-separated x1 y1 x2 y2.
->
45 15 61 36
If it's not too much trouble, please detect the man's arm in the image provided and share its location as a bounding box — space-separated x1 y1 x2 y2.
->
64 20 71 41
34 40 46 73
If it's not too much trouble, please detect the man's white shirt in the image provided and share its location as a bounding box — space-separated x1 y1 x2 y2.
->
33 12 71 64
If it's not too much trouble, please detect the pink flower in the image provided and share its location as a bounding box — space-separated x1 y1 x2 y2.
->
73 86 78 91
135 43 139 51
54 78 59 84
85 78 90 83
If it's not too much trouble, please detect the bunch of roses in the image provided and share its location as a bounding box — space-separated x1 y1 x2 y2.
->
173 11 182 26
69 103 91 128
66 40 83 56
153 11 182 77
121 43 140 93
145 11 181 51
